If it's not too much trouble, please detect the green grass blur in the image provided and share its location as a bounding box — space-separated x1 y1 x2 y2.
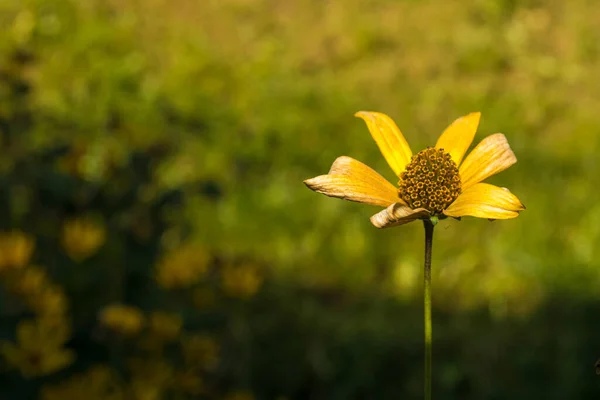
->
1 0 600 398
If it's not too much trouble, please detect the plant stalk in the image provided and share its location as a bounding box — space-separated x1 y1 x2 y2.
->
423 219 434 400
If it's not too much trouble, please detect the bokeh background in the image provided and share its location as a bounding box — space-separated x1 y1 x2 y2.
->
1 0 600 399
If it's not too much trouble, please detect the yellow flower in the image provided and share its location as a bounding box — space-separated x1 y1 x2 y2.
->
99 304 145 336
223 391 255 400
221 263 262 298
304 112 525 228
1 318 75 378
9 265 48 296
172 370 204 395
155 244 209 289
33 285 69 317
0 231 34 270
128 383 162 400
149 311 183 341
4 266 69 317
126 358 173 400
181 334 219 370
40 365 123 400
62 217 106 261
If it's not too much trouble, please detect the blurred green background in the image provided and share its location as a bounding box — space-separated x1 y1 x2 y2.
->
1 0 599 398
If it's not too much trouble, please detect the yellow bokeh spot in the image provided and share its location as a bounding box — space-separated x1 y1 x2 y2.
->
62 217 106 262
29 284 69 318
221 263 263 299
155 244 209 289
9 265 48 296
2 265 69 318
127 358 173 400
223 391 255 400
41 365 122 400
11 10 36 45
1 318 74 378
181 334 219 370
99 304 145 336
128 382 162 400
149 311 183 341
0 231 35 271
172 370 204 395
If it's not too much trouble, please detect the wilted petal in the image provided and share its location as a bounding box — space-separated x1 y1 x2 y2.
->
443 183 525 220
355 111 413 177
435 112 481 166
459 133 517 190
370 203 429 229
304 157 400 207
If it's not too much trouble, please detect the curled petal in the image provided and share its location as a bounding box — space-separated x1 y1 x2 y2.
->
355 111 413 177
304 157 400 207
370 203 429 229
328 156 406 205
459 134 517 190
435 112 481 166
443 183 525 220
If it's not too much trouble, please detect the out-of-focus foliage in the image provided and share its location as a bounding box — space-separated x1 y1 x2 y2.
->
0 0 599 398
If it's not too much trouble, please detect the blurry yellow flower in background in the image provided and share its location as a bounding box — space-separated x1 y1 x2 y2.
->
62 217 106 262
127 358 173 400
149 311 183 341
223 391 255 400
29 284 69 318
304 112 524 228
0 230 34 271
41 365 123 400
128 383 162 400
139 311 183 351
1 264 69 318
99 304 145 336
1 318 75 378
172 370 204 395
221 263 263 298
181 334 219 370
7 265 47 296
155 244 209 289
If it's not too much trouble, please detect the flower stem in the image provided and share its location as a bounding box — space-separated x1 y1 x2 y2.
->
423 219 434 400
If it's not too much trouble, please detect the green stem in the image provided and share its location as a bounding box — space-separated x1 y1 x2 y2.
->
423 219 434 400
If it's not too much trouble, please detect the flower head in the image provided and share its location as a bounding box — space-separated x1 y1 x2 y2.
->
0 231 35 271
155 244 209 289
126 358 173 394
304 112 524 228
223 391 255 400
1 318 75 378
40 365 123 400
99 304 145 336
62 217 106 262
29 284 69 318
181 334 219 370
149 311 183 341
221 263 262 299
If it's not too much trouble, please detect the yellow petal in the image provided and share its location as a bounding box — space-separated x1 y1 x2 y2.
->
443 183 525 220
435 112 481 166
328 156 406 206
304 157 400 207
355 111 412 177
370 203 429 229
459 133 517 190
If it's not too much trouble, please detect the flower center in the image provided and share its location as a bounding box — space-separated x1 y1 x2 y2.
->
398 147 461 214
